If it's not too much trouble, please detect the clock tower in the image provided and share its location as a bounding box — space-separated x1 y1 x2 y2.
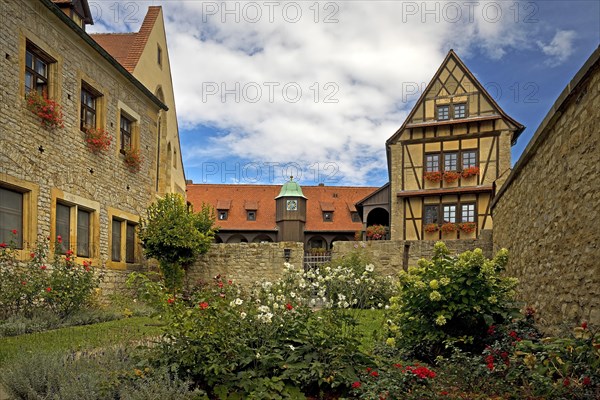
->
275 177 307 242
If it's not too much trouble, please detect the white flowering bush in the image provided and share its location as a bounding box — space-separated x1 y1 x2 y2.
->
386 242 519 361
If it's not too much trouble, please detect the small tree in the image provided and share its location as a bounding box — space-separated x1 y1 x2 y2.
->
138 193 216 291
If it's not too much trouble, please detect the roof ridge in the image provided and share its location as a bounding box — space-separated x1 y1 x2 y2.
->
125 6 161 71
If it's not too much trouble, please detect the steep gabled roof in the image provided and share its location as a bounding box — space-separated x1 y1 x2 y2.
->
386 49 525 146
90 6 161 72
385 49 524 179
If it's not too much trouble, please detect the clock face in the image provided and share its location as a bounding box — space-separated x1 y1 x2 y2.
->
286 199 298 211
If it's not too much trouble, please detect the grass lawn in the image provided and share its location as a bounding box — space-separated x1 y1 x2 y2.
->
0 316 163 367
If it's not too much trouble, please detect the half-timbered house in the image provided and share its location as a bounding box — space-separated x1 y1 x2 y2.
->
386 50 524 240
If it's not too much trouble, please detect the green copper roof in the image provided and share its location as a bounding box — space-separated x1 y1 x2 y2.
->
275 177 307 199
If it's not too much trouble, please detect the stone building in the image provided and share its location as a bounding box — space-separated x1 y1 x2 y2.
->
186 180 377 249
378 50 524 240
492 46 600 332
0 0 184 272
91 7 186 196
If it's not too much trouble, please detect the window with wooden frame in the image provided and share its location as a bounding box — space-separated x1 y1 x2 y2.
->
351 212 361 223
453 103 467 119
247 210 256 221
323 212 333 222
425 154 440 172
54 202 93 256
442 204 456 223
461 203 476 223
125 223 136 263
120 113 133 152
423 205 439 225
462 150 477 169
0 187 24 248
111 218 121 262
444 152 458 171
437 105 449 121
111 218 137 264
218 210 228 220
25 42 54 96
80 84 101 131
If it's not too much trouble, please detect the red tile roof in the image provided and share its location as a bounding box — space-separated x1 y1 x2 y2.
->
187 184 378 232
90 6 161 72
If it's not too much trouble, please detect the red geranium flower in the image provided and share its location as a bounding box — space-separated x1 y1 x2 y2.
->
199 302 209 309
286 303 293 310
583 376 591 386
351 381 361 389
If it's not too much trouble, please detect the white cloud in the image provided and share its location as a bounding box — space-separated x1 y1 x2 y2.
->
87 1 551 185
537 30 577 66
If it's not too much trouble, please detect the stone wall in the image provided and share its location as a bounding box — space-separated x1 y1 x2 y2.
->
492 49 600 334
186 242 304 288
332 230 493 277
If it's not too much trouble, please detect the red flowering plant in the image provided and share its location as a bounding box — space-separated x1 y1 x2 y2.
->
443 171 461 184
84 127 112 154
122 147 143 173
461 166 480 179
424 171 443 183
458 222 477 234
366 224 388 240
424 223 440 233
0 234 101 319
350 363 438 399
25 91 64 130
440 222 458 234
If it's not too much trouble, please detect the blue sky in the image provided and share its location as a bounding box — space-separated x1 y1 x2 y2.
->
89 1 600 187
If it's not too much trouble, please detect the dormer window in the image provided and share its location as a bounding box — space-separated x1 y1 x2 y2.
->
247 211 256 221
437 105 449 121
323 212 333 222
218 210 228 220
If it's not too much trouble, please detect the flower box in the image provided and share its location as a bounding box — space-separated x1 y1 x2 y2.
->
123 148 143 173
424 223 439 233
25 92 64 130
84 127 112 154
440 223 458 234
424 171 443 183
366 225 388 240
461 166 480 179
443 171 460 184
458 222 477 234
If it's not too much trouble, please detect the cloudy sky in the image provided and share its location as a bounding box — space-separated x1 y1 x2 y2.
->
89 1 599 187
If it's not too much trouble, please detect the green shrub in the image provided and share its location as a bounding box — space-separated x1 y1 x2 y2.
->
151 268 373 398
387 242 519 360
138 193 216 291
